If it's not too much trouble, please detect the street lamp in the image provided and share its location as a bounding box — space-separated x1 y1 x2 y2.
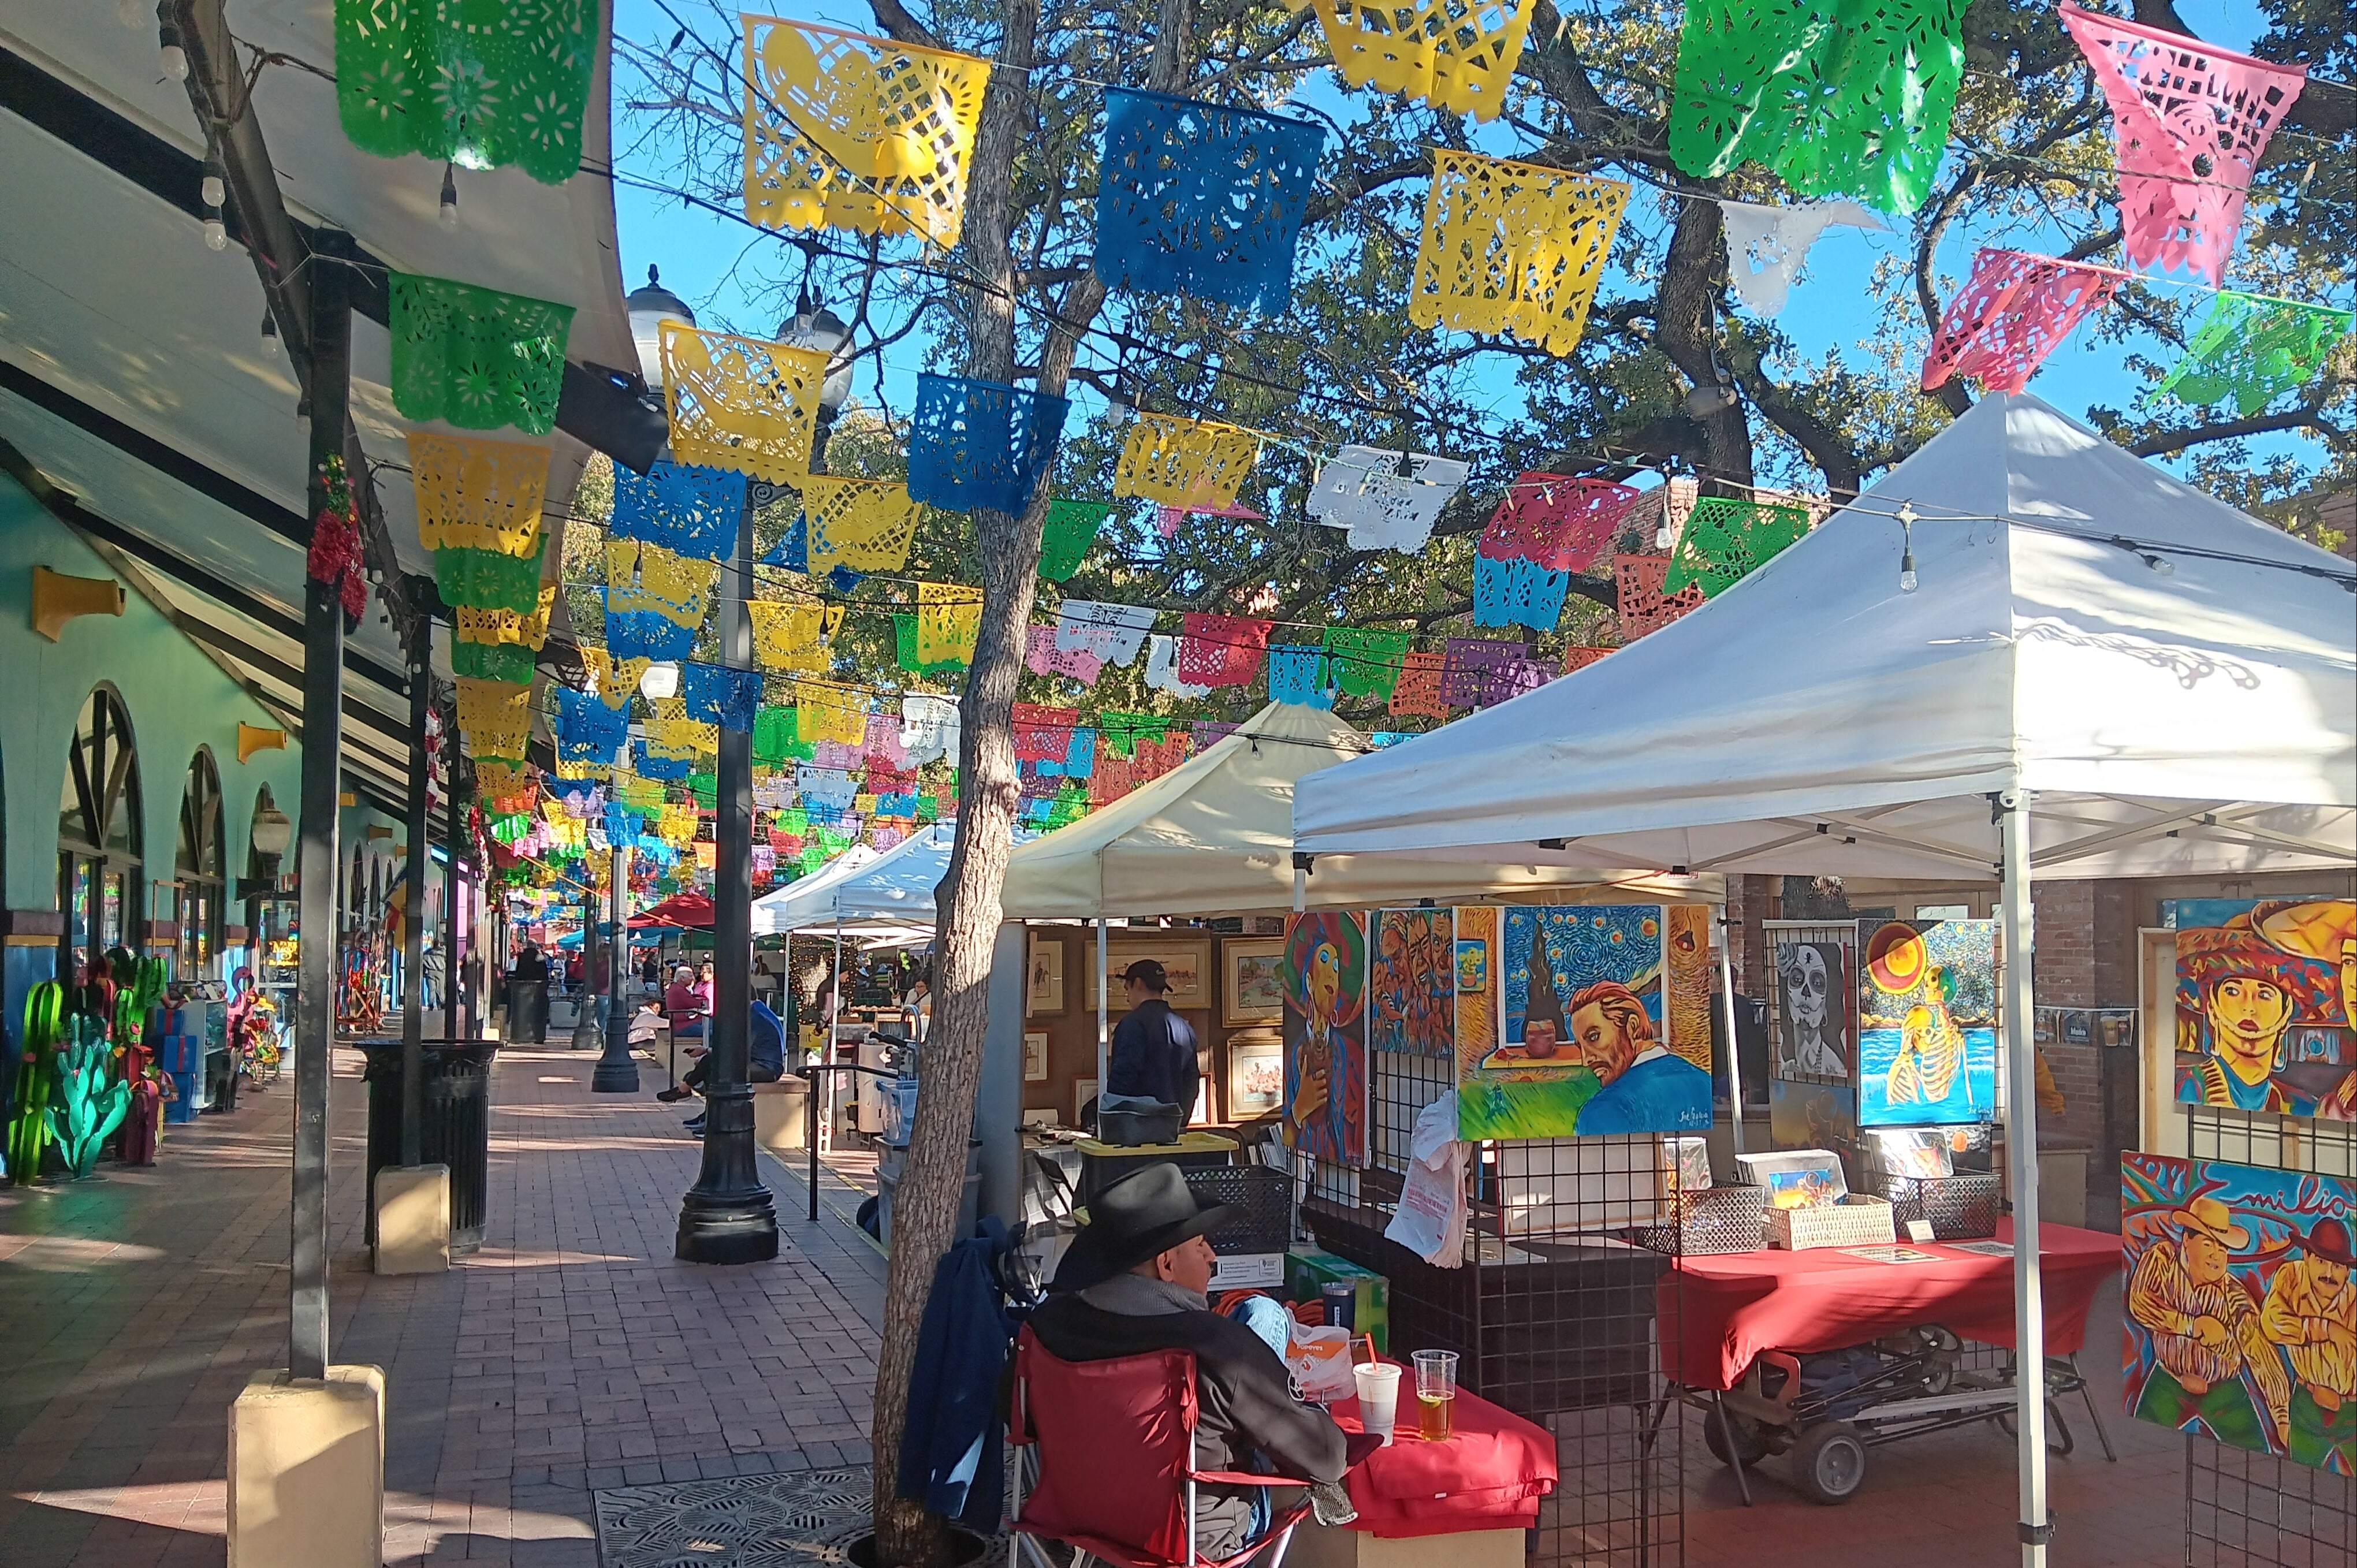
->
627 266 697 394
778 294 853 471
639 661 682 701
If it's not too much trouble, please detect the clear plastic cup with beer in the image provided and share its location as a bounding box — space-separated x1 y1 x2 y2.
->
1412 1349 1458 1441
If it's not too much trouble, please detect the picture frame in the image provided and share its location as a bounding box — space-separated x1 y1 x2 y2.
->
1026 931 1064 1017
1023 1030 1049 1083
1074 1077 1099 1126
1223 938 1286 1026
1737 1149 1850 1208
1225 1031 1284 1119
1086 937 1214 1011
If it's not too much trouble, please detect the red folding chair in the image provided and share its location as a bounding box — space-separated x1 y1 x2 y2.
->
1009 1324 1312 1568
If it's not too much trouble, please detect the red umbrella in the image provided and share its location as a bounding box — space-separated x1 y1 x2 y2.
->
629 892 715 929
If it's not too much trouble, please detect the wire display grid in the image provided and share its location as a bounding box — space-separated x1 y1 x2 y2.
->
2182 1105 2357 1566
1304 1045 1683 1568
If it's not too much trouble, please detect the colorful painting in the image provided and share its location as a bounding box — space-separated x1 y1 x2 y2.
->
1665 905 1715 1073
1855 919 1998 1127
1769 1077 1856 1152
1283 911 1368 1168
1227 1032 1283 1118
1455 938 1488 993
1774 939 1850 1079
1224 939 1286 1026
2174 899 2356 1120
1459 904 1711 1141
1370 908 1455 1058
2123 1153 2356 1475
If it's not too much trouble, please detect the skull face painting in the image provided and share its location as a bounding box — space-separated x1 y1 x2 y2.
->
1777 940 1848 1078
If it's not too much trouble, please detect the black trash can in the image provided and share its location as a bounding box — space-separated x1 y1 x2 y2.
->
360 1040 497 1254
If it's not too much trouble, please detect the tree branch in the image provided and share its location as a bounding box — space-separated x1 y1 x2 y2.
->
2127 407 2344 457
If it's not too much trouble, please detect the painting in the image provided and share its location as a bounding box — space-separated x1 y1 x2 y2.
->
2122 1153 2356 1475
1023 1030 1049 1083
1088 938 1214 1012
2174 899 2356 1120
1224 938 1286 1026
1855 918 1999 1127
1737 1149 1848 1208
1774 939 1850 1079
1455 937 1488 993
1370 907 1455 1058
1226 1031 1284 1119
1459 904 1712 1141
1283 912 1369 1167
1769 1077 1856 1152
1859 1127 1954 1179
1027 932 1064 1017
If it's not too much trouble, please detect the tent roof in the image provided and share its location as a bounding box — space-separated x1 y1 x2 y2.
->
1293 394 2357 882
1001 701 1714 918
752 834 952 934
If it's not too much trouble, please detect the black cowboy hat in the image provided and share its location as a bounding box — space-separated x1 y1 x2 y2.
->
1052 1163 1237 1292
2303 1217 2357 1269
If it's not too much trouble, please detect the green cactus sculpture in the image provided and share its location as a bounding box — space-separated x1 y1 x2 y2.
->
6 983 65 1183
47 1014 129 1179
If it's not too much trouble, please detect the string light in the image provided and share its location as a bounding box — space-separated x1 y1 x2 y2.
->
1898 503 1918 594
200 145 228 250
260 309 278 355
438 163 459 230
157 20 187 81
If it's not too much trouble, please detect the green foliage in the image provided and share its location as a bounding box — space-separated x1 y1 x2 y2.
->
46 1016 129 1179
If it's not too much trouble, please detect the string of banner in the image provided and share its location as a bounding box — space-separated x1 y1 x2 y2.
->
319 0 2352 899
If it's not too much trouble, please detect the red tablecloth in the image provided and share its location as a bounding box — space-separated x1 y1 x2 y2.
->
1330 1371 1558 1539
1660 1218 2118 1392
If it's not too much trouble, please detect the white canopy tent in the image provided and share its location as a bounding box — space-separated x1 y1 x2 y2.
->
1294 393 2357 1566
752 826 952 935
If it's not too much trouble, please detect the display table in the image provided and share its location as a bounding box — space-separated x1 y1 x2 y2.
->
1298 1368 1556 1565
1660 1217 2117 1392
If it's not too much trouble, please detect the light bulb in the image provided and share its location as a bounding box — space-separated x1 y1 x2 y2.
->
1899 551 1919 594
158 23 187 80
438 164 459 230
2146 553 2175 576
1654 524 1674 549
203 216 226 249
1393 450 1416 480
260 311 278 355
201 169 225 209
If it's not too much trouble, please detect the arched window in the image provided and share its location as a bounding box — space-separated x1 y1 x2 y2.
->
176 750 225 974
57 686 142 971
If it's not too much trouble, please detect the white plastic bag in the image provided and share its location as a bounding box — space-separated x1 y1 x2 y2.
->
1284 1319 1359 1403
1384 1092 1469 1267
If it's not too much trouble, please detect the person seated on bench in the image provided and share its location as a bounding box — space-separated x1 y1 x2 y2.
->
667 999 787 1135
1027 1164 1358 1557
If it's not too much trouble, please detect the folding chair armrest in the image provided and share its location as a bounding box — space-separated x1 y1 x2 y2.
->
1190 1470 1309 1488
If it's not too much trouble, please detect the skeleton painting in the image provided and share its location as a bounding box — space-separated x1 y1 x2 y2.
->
1775 940 1849 1079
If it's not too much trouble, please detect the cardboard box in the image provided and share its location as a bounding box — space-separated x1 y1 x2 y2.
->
1208 1252 1285 1291
1286 1246 1388 1353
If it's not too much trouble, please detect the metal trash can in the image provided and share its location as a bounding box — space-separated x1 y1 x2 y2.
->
360 1040 497 1254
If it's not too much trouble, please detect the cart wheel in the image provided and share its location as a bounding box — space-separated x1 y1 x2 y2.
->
1703 1409 1771 1469
1791 1421 1868 1505
1995 1403 2075 1455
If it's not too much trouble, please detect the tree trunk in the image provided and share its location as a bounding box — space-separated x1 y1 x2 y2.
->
867 0 1190 1559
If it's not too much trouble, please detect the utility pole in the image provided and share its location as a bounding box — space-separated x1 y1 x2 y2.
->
675 488 777 1262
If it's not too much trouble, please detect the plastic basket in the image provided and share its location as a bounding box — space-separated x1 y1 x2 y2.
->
1765 1194 1896 1251
1870 1171 2001 1241
1629 1185 1767 1256
1185 1164 1293 1256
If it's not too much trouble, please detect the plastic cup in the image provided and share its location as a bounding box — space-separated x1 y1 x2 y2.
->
1413 1350 1458 1442
1354 1362 1401 1445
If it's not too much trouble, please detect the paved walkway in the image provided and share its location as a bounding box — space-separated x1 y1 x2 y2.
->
0 1043 2296 1568
0 1045 883 1568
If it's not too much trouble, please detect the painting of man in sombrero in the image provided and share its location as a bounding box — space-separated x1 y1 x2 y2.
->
2174 899 2356 1120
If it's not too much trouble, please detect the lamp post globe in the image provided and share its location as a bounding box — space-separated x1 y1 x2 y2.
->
626 266 697 393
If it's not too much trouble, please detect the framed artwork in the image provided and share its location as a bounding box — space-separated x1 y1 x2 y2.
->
1855 918 1999 1127
2122 1152 2356 1474
1224 938 1286 1026
1074 1078 1098 1126
1859 1127 1954 1180
1738 1149 1849 1209
1226 1031 1284 1119
1086 938 1214 1012
1369 908 1454 1057
1455 937 1488 993
2173 899 2355 1119
1768 1077 1856 1152
1282 911 1369 1167
1459 904 1710 1141
2097 1008 2138 1049
2060 1009 2094 1046
1027 932 1064 1017
1774 939 1850 1079
1023 1030 1049 1082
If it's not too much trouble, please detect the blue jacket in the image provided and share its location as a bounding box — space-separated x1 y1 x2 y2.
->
750 1001 785 1079
1108 999 1200 1112
1574 1051 1714 1135
898 1218 1016 1530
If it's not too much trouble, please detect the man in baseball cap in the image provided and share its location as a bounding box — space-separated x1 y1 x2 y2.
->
2262 1216 2357 1473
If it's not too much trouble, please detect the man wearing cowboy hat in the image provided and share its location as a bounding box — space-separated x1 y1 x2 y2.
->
2129 1194 2291 1451
2262 1217 2357 1473
1028 1164 1350 1558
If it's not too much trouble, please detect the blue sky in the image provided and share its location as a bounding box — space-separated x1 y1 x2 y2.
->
609 0 2335 491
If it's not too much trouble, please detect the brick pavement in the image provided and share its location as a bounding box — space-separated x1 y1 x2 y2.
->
0 1040 2265 1568
0 1044 884 1568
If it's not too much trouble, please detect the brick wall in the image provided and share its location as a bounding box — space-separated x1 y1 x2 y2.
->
2031 881 2104 1145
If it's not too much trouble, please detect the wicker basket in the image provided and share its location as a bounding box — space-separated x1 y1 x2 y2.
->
1629 1185 1768 1257
1871 1172 2001 1241
1765 1194 1897 1251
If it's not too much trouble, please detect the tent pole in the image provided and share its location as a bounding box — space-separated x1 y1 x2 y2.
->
1096 919 1109 1113
1717 909 1744 1156
2000 791 2049 1567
